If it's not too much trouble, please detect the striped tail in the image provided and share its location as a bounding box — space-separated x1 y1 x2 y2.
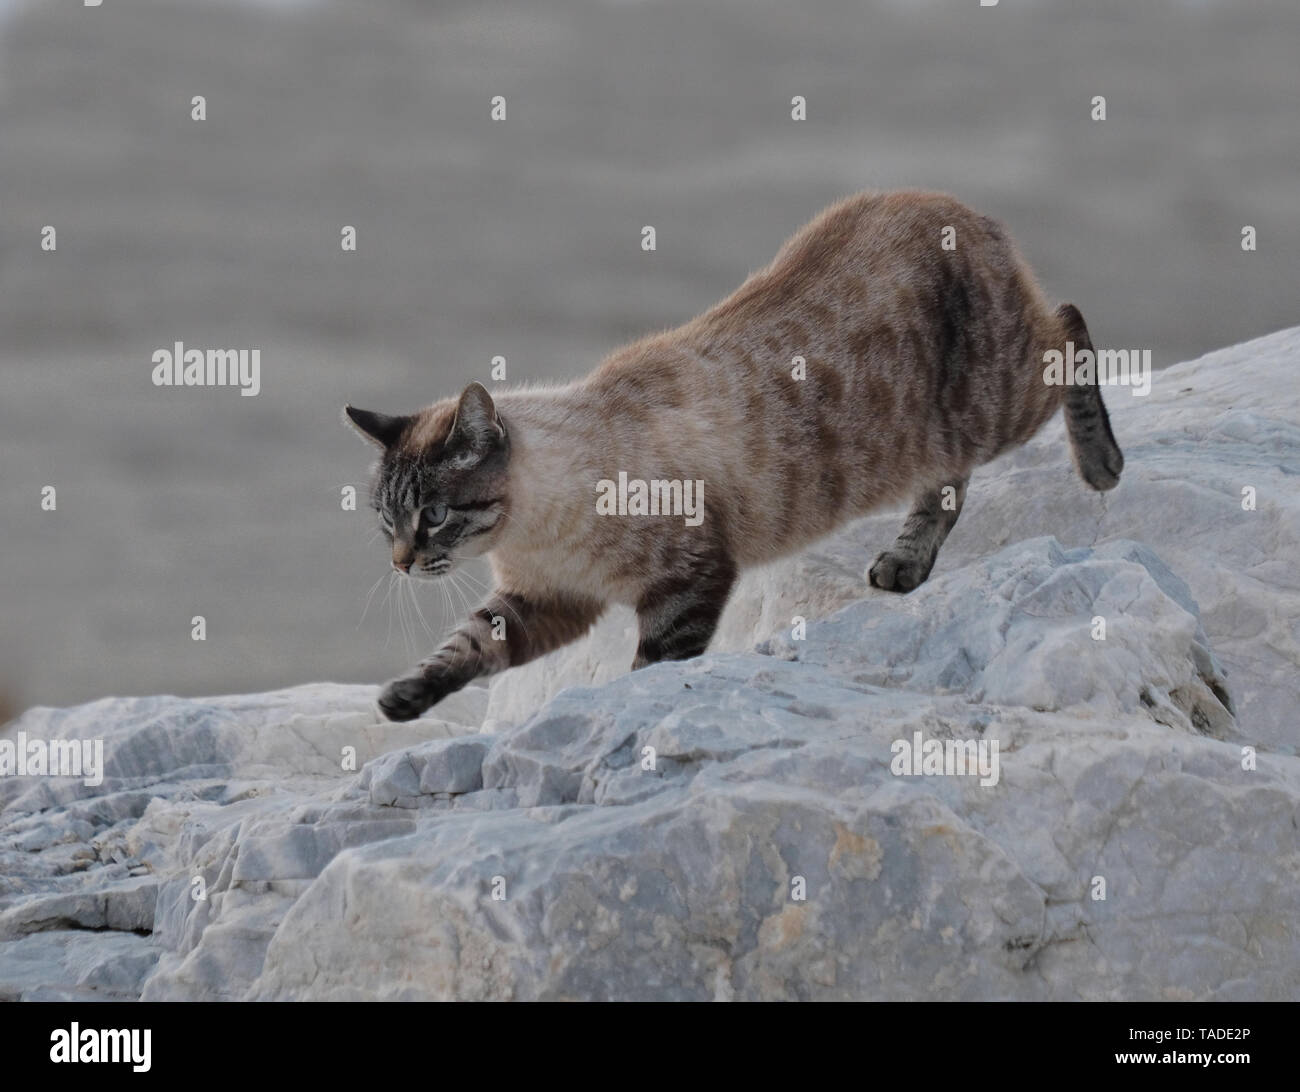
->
1056 303 1124 491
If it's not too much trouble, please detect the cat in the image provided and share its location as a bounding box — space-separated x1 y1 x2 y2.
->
345 190 1123 721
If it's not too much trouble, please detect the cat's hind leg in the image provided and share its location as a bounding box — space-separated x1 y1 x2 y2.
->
868 477 968 593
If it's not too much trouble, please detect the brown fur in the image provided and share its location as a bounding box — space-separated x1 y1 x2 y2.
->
346 190 1123 720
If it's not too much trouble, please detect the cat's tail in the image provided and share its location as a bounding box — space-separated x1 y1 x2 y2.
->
1055 302 1124 491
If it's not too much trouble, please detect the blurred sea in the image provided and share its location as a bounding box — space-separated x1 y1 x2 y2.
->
1 0 1297 715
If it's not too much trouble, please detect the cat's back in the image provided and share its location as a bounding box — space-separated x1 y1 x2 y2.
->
687 189 1039 347
566 190 1066 565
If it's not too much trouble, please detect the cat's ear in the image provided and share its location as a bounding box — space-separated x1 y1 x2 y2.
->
449 382 506 452
343 406 409 449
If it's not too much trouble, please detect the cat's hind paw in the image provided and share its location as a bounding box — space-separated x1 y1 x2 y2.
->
868 550 933 594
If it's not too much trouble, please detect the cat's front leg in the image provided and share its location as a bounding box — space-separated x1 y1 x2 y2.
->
632 551 737 669
377 669 469 723
377 590 604 721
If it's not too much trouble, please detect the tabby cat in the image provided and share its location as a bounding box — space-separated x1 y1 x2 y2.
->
345 190 1122 721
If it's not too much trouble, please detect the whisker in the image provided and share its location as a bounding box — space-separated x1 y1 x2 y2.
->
398 577 416 661
381 571 398 652
433 571 471 672
406 577 440 645
357 570 388 630
451 566 532 646
451 570 488 672
447 560 494 596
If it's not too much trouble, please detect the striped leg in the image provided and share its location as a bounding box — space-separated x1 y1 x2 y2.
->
378 590 603 721
633 552 737 668
868 477 967 593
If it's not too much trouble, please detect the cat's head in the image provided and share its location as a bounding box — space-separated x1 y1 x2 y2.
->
344 382 510 578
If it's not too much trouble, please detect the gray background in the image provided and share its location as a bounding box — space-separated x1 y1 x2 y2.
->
1 0 1296 717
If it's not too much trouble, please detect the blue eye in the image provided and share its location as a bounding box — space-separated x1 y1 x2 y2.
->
423 503 448 529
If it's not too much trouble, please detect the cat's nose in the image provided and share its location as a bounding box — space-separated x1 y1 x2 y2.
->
392 558 412 573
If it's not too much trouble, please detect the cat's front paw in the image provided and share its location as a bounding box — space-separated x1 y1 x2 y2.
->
377 673 437 722
377 663 465 722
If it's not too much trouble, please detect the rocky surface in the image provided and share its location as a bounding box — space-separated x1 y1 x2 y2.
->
3 327 1299 1000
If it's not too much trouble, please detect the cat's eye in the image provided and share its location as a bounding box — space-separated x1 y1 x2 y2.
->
423 503 448 529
